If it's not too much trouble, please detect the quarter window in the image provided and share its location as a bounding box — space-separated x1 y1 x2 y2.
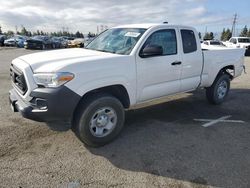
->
142 29 177 55
181 29 197 53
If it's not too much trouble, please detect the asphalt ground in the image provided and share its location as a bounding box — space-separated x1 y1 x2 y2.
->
0 47 250 188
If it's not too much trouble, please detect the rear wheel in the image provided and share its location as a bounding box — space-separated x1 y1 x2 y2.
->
73 94 125 147
206 73 230 105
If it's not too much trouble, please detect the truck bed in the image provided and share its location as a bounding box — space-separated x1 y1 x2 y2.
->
201 48 245 87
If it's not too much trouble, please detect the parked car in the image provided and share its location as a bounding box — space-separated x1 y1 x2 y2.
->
4 35 26 47
51 37 67 48
67 38 84 48
84 37 95 46
223 37 250 56
201 40 227 50
24 35 53 50
9 23 245 147
0 34 7 46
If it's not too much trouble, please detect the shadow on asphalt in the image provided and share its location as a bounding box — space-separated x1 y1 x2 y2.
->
88 89 250 188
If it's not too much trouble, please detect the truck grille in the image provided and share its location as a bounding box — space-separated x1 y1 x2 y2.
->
10 64 28 95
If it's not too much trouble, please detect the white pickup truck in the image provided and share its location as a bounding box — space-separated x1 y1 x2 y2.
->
9 23 245 146
223 37 250 56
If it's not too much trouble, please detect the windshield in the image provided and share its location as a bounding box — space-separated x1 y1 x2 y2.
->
86 28 146 55
238 38 250 43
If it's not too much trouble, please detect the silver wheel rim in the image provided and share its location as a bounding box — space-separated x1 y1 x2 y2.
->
217 80 228 99
89 107 117 137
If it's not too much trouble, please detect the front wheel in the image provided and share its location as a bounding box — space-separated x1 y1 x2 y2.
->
73 94 125 147
206 73 230 105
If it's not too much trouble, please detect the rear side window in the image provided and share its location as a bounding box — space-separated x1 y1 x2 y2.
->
181 29 197 53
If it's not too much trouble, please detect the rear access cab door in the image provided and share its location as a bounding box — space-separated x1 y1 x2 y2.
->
179 27 203 92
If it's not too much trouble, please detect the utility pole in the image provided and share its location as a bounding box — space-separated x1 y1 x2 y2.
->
15 25 18 34
231 13 237 37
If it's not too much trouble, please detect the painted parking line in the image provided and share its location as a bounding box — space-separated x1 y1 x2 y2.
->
194 115 245 127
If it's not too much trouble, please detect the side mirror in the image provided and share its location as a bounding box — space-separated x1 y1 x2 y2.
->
140 45 163 58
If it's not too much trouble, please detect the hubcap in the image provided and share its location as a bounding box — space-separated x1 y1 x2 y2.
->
89 107 117 137
217 80 228 99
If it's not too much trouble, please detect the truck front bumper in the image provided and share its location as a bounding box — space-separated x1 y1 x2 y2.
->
9 86 81 125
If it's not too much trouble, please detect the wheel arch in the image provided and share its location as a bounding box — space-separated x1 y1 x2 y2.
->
216 65 235 80
72 84 130 127
73 84 130 114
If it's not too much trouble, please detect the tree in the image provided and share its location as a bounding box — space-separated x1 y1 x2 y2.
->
220 28 226 41
88 32 96 38
240 25 248 37
209 32 214 40
75 31 83 38
20 25 28 36
6 30 14 36
221 28 232 41
225 29 232 41
248 29 250 37
203 32 214 40
0 25 2 34
198 32 202 40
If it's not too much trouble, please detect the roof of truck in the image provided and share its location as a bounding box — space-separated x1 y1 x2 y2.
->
113 23 194 30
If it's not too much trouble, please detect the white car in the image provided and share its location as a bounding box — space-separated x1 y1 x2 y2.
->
201 40 227 50
9 23 245 146
223 37 250 55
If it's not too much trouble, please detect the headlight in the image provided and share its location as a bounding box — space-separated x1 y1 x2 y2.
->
33 72 74 88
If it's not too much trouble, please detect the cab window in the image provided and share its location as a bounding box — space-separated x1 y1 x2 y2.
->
142 29 177 55
181 29 197 53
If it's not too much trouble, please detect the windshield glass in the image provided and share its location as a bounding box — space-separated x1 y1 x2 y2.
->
86 28 146 55
238 38 250 43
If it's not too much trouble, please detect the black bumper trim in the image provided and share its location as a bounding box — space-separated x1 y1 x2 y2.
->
9 86 81 125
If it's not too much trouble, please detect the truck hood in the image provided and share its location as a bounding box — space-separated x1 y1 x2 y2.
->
18 48 120 72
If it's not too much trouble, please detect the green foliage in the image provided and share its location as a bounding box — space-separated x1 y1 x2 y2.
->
0 25 2 34
75 31 84 38
198 32 202 39
203 32 214 40
240 25 248 37
6 30 14 36
220 28 232 41
20 25 27 36
88 32 96 38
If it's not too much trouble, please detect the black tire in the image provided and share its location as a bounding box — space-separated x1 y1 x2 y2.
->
206 73 230 105
73 94 125 147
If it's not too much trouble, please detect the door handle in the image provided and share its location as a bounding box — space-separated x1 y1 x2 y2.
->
171 61 182 65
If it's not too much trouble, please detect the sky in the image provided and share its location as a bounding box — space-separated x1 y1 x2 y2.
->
0 0 249 36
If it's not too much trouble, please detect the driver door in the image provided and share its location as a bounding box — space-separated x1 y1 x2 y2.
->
136 28 182 102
